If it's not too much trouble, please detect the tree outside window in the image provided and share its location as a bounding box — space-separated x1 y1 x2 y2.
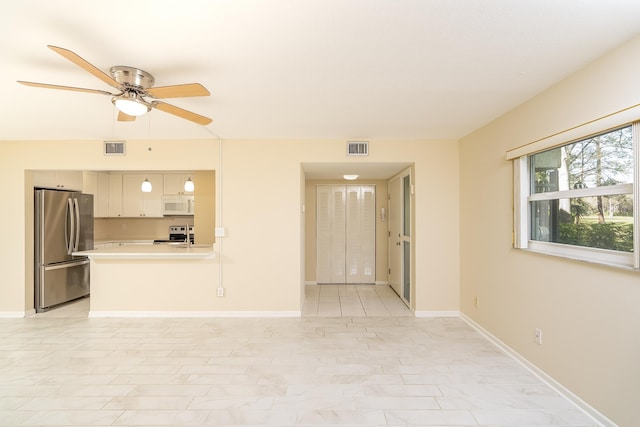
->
530 126 633 252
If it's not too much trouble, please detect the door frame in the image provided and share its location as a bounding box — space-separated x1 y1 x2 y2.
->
388 167 413 307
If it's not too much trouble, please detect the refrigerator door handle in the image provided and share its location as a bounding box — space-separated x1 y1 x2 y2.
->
67 198 75 255
44 259 90 271
73 198 81 252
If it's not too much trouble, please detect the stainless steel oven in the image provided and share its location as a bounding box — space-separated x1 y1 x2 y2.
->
153 225 194 244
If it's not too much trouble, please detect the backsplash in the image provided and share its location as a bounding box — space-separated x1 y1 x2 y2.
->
94 217 194 241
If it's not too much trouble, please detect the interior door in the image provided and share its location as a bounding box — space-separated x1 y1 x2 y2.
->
388 177 402 296
316 185 346 283
316 185 375 284
388 169 412 305
346 186 375 283
316 186 332 283
330 186 346 283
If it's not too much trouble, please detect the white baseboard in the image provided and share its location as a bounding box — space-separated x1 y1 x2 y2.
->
414 310 460 317
460 313 613 427
89 310 302 318
0 310 32 318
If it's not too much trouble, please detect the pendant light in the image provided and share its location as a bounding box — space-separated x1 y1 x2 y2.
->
141 178 152 193
184 177 195 192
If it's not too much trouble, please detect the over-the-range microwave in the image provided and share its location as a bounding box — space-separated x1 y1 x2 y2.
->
162 195 195 215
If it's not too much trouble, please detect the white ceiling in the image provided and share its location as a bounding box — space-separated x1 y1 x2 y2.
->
2 0 640 146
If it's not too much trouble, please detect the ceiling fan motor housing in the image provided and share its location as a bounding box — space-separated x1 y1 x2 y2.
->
110 66 155 91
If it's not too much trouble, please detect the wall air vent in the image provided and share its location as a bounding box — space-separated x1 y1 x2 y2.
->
347 141 369 156
104 141 126 156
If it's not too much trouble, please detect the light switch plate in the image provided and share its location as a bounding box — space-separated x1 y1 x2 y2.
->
215 227 226 237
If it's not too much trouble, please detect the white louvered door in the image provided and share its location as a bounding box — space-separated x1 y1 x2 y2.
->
316 185 375 284
316 186 332 283
330 186 346 283
359 186 375 283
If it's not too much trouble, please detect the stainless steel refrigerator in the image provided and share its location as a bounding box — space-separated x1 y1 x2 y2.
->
34 189 94 312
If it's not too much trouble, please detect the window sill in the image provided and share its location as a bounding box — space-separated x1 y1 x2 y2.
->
520 241 635 271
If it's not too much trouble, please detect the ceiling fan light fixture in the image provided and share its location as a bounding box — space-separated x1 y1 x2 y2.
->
112 93 151 116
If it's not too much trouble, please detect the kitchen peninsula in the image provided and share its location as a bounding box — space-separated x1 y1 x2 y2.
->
73 244 217 316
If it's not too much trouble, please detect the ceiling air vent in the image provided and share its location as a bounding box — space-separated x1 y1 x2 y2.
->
103 141 126 156
347 141 368 156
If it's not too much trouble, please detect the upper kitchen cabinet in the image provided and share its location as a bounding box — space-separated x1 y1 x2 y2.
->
164 173 194 195
34 170 83 191
82 171 110 217
122 174 163 217
108 174 123 217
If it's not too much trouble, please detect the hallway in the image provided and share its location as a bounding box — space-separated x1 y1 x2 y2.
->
302 284 411 317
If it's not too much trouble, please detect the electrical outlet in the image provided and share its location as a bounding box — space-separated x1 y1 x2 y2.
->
535 328 543 345
217 288 224 297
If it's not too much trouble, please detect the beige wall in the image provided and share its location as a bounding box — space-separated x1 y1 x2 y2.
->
459 35 640 426
1 137 460 316
194 170 216 245
304 179 389 284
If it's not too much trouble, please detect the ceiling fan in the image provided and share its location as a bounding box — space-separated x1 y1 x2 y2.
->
18 45 212 125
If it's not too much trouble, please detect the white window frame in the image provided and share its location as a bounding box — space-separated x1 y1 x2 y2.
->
513 122 639 270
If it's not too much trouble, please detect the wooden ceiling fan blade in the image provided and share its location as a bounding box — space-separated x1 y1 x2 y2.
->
146 83 210 98
117 111 136 122
153 101 212 126
17 80 114 96
47 45 122 90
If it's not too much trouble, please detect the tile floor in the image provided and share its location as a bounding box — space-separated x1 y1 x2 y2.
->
0 286 599 426
302 284 412 317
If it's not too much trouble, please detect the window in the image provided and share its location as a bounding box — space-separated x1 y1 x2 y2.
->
514 122 639 269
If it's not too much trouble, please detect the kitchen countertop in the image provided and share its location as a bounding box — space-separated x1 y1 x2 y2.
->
74 244 214 260
94 240 154 246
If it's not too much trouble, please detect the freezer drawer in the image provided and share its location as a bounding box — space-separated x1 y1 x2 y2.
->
36 259 89 311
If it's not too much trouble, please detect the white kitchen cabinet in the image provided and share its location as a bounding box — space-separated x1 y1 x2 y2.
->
122 174 163 217
108 174 123 217
96 172 110 217
34 170 83 191
83 171 98 197
83 171 110 217
163 173 194 195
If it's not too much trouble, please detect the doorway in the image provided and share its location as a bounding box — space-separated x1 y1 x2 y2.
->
388 169 412 306
316 185 375 284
